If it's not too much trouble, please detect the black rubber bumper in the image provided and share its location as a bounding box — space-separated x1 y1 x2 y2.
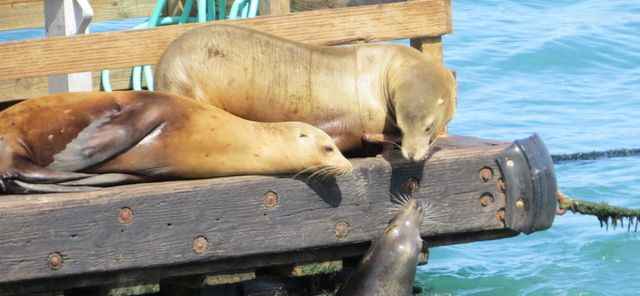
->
496 134 557 234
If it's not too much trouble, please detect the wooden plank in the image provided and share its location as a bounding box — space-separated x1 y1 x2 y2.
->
0 0 159 31
410 36 443 64
0 136 509 285
0 230 515 294
0 68 134 101
409 0 449 64
0 0 452 80
290 0 405 12
259 0 291 16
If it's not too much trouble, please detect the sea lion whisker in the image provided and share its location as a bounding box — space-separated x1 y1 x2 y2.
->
422 219 447 226
399 194 413 204
294 164 324 179
390 193 405 205
388 141 402 149
307 166 334 183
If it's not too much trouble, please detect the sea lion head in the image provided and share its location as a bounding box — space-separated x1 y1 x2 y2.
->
385 198 426 252
394 63 456 162
286 122 353 177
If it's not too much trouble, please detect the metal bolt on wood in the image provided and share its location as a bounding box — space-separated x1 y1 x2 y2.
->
335 221 350 239
404 178 419 195
192 236 209 254
48 253 63 270
479 167 493 182
497 178 506 194
479 193 494 207
264 191 278 209
497 208 506 223
516 199 525 209
506 159 514 168
118 207 134 224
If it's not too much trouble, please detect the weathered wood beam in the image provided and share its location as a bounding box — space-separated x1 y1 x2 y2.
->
0 68 134 101
0 136 528 289
0 0 159 31
290 0 405 12
0 0 451 80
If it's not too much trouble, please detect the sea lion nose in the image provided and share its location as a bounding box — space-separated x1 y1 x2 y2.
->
407 151 416 159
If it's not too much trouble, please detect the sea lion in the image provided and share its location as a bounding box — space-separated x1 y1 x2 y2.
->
0 91 352 194
154 24 456 161
338 196 426 296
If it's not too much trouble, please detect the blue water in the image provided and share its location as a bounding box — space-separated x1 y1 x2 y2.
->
417 1 640 295
2 1 639 295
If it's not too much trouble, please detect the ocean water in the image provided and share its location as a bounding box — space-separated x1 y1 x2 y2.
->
418 1 640 295
1 1 639 295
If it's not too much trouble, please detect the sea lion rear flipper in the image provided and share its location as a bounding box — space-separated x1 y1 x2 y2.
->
47 105 165 172
59 173 154 186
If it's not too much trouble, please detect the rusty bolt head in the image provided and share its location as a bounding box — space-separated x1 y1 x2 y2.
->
335 221 350 239
48 253 63 270
497 178 506 194
118 207 134 224
264 191 278 209
479 193 494 207
192 236 209 254
516 199 525 209
496 209 506 223
479 167 493 182
404 178 419 196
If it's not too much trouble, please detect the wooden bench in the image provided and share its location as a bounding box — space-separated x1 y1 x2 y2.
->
0 1 557 294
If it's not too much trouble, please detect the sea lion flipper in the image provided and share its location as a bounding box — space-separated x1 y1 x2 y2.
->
59 173 153 186
361 133 402 145
12 180 100 193
48 106 164 172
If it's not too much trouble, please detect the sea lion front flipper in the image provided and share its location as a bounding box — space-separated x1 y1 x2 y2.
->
361 133 402 145
12 180 100 194
47 106 165 172
59 173 154 186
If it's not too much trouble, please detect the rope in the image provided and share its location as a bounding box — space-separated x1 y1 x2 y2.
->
551 147 640 163
557 190 640 231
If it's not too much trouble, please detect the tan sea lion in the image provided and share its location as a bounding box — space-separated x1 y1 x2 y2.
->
0 91 352 194
155 24 456 161
338 196 426 296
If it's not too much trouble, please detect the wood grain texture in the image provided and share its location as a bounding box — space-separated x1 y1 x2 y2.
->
0 0 451 80
0 136 510 286
290 0 405 12
0 68 135 101
0 0 159 31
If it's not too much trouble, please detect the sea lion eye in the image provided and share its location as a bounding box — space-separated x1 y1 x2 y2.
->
323 145 334 152
299 133 307 138
425 125 432 133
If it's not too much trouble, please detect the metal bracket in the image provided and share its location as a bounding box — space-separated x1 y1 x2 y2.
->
496 134 557 234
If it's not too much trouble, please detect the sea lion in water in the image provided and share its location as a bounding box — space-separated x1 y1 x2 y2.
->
338 196 426 296
155 24 456 161
0 91 352 194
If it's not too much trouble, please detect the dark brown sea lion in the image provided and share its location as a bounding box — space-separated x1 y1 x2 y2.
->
155 24 456 161
0 91 352 194
338 197 426 296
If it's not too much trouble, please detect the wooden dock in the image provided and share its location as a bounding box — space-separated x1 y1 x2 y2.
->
0 1 557 295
